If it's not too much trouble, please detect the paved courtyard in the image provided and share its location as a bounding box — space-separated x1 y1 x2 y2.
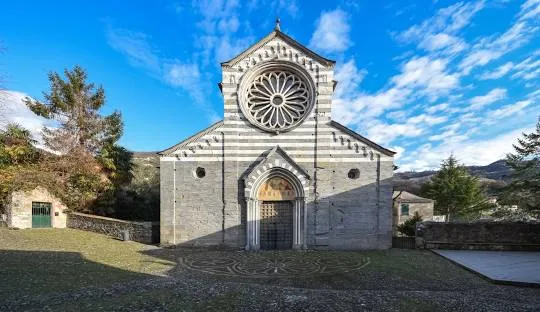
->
433 250 540 286
178 250 370 277
2 229 540 311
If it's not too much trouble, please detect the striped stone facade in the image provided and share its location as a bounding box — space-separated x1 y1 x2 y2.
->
159 28 395 250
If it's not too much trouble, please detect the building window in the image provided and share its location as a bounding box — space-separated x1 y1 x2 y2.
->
347 168 360 179
240 64 315 133
195 167 206 178
401 203 409 216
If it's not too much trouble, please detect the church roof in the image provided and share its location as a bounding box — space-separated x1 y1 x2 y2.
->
158 120 223 156
329 120 396 156
221 28 335 68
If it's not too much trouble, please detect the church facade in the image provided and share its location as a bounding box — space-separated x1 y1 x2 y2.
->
159 24 395 250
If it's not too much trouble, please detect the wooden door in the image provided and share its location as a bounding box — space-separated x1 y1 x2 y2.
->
260 201 293 250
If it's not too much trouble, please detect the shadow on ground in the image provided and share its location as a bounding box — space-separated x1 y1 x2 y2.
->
0 250 156 298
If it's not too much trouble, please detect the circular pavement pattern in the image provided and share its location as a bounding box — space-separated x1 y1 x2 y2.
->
178 251 370 278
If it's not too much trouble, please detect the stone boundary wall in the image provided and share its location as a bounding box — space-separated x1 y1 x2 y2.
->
417 221 540 251
67 212 159 244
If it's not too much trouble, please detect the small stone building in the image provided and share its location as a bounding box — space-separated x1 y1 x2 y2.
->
392 191 434 235
159 22 396 250
6 187 68 229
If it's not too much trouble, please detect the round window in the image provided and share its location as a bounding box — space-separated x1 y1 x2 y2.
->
239 62 315 133
195 167 206 179
348 169 360 179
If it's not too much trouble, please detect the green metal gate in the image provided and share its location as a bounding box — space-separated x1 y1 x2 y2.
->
32 202 52 228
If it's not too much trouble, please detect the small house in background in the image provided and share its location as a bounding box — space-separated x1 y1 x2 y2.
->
392 191 435 235
6 186 68 229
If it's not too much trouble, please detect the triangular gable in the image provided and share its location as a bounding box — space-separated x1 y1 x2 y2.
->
221 29 335 68
158 120 224 156
242 145 310 182
330 120 396 157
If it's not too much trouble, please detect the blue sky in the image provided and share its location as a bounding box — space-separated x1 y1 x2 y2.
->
0 0 539 171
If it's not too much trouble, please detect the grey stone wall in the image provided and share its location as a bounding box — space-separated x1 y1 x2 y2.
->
68 212 158 244
418 221 540 250
161 156 394 250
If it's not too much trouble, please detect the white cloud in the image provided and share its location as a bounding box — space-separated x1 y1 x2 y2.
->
333 60 367 99
479 62 514 80
408 114 448 126
392 146 405 161
428 123 463 142
466 88 507 111
247 0 299 17
387 110 407 122
333 55 459 143
518 0 540 21
106 28 161 73
398 127 531 171
164 63 200 88
392 57 459 99
0 90 55 147
488 100 531 119
366 121 424 145
459 1 540 75
105 25 219 122
334 0 539 171
512 52 540 81
426 102 449 114
309 9 351 53
396 1 484 54
418 33 467 54
362 112 448 146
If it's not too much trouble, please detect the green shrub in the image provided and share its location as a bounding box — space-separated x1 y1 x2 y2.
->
397 211 423 236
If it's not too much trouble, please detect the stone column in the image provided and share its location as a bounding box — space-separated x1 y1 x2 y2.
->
302 198 307 249
293 198 304 250
245 197 253 250
253 199 260 250
245 198 260 250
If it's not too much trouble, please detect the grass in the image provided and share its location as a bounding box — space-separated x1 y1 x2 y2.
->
0 228 175 297
1 229 536 311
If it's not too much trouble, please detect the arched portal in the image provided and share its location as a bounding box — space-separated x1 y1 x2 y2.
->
257 177 295 249
245 167 306 250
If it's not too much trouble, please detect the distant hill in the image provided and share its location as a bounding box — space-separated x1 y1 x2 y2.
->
394 160 512 195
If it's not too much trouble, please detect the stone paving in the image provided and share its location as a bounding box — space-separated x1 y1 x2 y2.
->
434 250 540 286
178 250 370 277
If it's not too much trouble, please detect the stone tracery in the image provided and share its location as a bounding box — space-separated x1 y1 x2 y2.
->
246 70 309 131
239 61 315 133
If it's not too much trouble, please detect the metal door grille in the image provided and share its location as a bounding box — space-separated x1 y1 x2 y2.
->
260 201 293 250
32 202 52 228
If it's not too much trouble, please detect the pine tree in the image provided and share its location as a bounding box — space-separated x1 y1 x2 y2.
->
0 124 40 166
500 117 540 214
24 65 122 155
421 155 493 222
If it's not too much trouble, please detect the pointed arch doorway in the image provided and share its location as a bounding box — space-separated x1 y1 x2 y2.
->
258 177 295 249
245 167 306 251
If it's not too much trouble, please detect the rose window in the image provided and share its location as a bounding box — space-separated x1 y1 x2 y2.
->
245 70 311 132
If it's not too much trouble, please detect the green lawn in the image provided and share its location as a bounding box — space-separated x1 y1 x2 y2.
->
1 229 538 312
0 228 175 297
